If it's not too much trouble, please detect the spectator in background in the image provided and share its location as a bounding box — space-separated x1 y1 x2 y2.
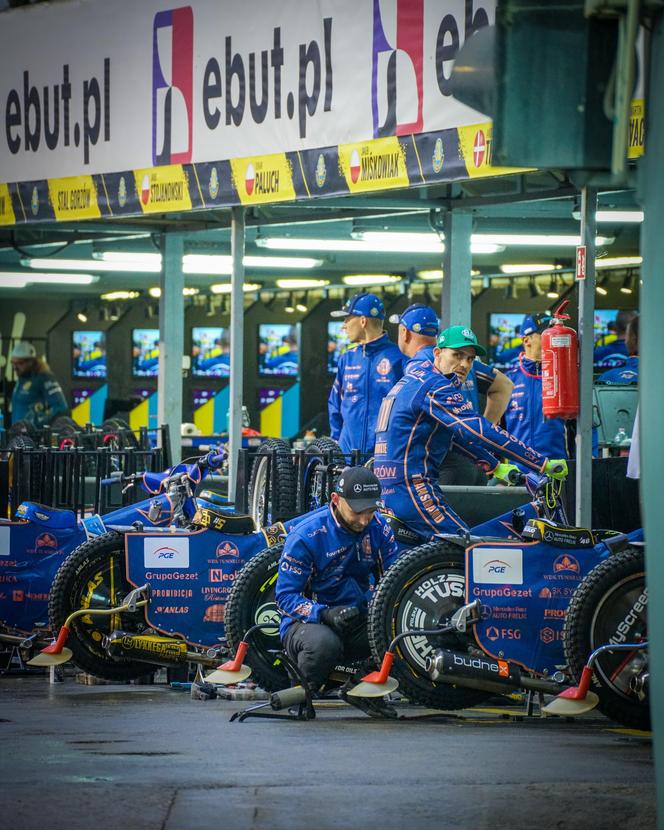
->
328 293 403 457
389 304 513 485
503 314 572 468
594 310 635 369
10 341 68 428
598 314 639 384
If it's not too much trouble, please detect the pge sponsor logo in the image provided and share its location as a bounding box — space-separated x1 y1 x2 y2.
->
153 7 194 165
473 547 523 585
553 554 580 574
485 626 521 642
216 541 240 559
143 537 190 568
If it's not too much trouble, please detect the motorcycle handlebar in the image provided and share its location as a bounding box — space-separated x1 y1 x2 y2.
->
199 448 226 471
100 471 126 487
506 468 527 486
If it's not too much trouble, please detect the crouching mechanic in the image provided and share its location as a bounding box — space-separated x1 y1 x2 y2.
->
275 467 400 717
373 325 568 538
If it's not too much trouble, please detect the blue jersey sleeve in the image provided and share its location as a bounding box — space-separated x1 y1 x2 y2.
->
327 354 345 441
275 535 326 625
376 515 400 572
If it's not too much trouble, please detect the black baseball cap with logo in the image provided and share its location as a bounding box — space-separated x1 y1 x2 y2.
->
334 466 383 511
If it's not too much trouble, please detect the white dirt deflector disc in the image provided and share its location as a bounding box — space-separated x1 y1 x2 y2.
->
346 677 399 698
205 665 252 685
27 647 73 667
542 690 599 717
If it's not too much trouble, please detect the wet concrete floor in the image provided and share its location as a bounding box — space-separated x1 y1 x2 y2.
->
0 675 655 830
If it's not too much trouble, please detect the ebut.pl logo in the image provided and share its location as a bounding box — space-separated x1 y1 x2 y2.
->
371 0 423 138
152 7 194 165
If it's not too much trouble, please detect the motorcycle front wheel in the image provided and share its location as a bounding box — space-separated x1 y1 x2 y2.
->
224 545 289 692
368 540 491 710
49 531 150 681
563 546 649 730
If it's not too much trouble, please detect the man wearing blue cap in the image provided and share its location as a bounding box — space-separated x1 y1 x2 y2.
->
374 324 568 537
328 293 404 457
504 313 571 465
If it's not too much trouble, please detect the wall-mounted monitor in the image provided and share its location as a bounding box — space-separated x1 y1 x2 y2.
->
489 313 524 369
191 326 230 378
132 329 159 377
327 321 351 374
258 323 299 377
72 330 106 378
593 309 635 371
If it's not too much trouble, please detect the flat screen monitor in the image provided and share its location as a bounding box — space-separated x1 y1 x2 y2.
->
593 309 635 371
258 323 299 377
132 329 159 377
489 313 524 369
191 326 230 378
327 321 351 374
72 330 106 378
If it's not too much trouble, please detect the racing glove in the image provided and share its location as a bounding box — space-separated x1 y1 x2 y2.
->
544 459 569 480
320 605 361 636
492 463 521 486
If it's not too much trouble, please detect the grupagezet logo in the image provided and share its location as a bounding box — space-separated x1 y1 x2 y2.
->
143 537 190 569
4 60 111 165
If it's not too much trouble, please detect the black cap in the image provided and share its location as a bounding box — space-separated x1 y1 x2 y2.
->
335 466 382 511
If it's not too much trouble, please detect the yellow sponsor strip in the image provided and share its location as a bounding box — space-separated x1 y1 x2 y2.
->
628 99 645 159
129 398 149 432
133 165 192 214
339 136 409 193
0 183 16 226
48 175 101 220
260 395 282 438
230 153 296 205
457 122 532 178
194 398 214 435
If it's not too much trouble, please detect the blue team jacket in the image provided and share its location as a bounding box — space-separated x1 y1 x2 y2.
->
12 371 68 428
598 356 639 384
373 357 546 491
328 333 404 455
504 356 567 461
276 504 399 638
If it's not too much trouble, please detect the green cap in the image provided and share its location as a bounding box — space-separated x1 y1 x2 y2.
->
436 325 487 357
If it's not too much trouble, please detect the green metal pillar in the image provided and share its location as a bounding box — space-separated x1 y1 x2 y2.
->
441 211 472 329
227 207 245 502
158 233 184 465
637 10 664 817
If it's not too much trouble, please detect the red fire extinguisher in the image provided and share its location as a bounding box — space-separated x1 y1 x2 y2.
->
541 299 579 420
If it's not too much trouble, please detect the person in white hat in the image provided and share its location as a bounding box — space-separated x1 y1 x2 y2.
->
10 341 68 428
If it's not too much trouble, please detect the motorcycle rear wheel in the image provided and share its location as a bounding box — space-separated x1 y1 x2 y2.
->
224 545 289 692
48 531 149 681
563 546 649 730
248 439 296 525
368 540 491 710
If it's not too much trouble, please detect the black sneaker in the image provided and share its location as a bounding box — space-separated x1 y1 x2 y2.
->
340 690 398 719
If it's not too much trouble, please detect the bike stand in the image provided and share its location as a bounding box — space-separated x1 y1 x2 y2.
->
230 651 316 723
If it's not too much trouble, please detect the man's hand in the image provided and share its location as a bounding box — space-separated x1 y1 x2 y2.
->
492 463 521 485
320 605 361 635
544 459 569 480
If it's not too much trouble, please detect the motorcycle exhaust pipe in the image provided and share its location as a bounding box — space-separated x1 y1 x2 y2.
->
426 649 565 696
104 631 218 668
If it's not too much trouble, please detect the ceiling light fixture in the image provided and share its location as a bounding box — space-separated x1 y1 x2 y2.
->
76 310 88 323
285 294 296 313
0 272 97 287
258 234 503 255
595 275 609 296
477 233 613 247
148 286 200 298
209 282 261 294
100 290 140 301
24 256 161 273
500 263 557 275
595 256 642 269
546 276 560 299
342 274 402 287
275 278 329 289
529 277 539 299
571 209 644 223
620 272 636 294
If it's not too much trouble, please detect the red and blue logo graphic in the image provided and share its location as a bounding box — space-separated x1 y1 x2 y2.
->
371 0 423 138
152 7 194 166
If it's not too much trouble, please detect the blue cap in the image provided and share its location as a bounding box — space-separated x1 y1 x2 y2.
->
388 303 439 337
521 313 552 337
331 292 385 320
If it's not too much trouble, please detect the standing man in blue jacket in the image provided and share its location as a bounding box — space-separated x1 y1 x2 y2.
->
276 466 400 717
374 325 567 538
389 304 513 485
328 293 404 458
10 341 68 428
504 313 571 466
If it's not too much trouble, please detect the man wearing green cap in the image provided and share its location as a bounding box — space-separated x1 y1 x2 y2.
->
373 325 568 537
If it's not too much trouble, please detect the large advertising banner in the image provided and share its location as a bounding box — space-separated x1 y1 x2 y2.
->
0 0 645 225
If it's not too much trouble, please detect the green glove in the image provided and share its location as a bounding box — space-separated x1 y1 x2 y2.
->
544 459 569 480
493 463 521 485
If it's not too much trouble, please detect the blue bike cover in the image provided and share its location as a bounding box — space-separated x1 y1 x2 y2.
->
125 526 280 647
466 539 605 675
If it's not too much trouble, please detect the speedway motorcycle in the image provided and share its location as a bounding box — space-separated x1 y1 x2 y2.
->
29 449 290 681
0 448 231 640
221 462 648 729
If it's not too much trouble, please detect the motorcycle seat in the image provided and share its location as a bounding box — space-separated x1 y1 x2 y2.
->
14 501 77 529
193 494 256 534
